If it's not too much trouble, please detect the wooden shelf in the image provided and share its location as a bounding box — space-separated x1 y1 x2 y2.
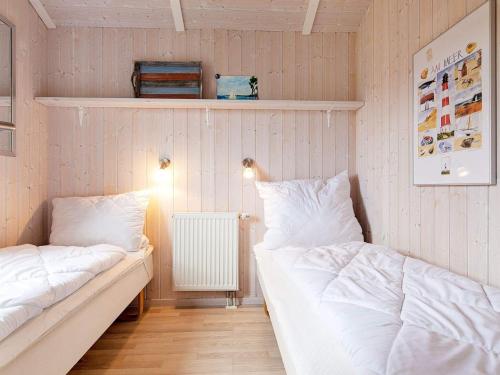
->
34 97 364 111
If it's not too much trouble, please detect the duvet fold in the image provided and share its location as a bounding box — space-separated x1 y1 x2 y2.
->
0 243 126 341
272 242 500 375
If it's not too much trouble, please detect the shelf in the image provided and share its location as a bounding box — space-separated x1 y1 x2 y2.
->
34 97 364 111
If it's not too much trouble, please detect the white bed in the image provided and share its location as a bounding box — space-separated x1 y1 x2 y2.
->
255 243 355 375
254 245 355 375
0 245 153 375
255 241 500 375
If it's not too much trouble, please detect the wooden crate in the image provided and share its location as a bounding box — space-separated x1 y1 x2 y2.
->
131 61 202 99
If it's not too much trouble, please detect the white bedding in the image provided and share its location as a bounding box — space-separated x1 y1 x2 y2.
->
0 243 126 342
255 171 363 250
255 245 355 375
266 242 500 375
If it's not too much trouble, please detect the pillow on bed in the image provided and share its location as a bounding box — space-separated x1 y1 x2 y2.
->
50 191 149 252
255 171 363 250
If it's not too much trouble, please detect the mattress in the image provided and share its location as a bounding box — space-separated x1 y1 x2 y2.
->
254 244 356 375
0 246 153 370
256 242 500 375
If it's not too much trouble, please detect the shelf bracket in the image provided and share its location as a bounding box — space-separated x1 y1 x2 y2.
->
78 106 86 127
205 106 210 128
326 109 332 128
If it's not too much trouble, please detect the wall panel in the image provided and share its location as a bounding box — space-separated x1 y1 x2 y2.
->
0 0 48 248
356 0 500 287
46 28 358 304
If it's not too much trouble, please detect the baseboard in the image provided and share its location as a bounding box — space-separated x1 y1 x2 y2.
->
148 296 264 307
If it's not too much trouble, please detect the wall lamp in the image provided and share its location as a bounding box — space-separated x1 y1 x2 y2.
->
159 158 171 169
155 158 171 184
242 158 255 179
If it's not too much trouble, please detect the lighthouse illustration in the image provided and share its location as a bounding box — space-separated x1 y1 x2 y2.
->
440 72 451 134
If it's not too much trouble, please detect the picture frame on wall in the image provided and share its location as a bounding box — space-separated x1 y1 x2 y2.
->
413 0 496 185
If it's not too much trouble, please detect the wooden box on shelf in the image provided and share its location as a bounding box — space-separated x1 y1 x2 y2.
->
131 61 202 99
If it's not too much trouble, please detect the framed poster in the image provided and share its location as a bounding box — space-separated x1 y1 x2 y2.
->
413 1 496 185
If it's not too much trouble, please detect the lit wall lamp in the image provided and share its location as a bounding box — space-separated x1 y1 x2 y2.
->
242 158 255 179
155 158 171 184
159 158 171 170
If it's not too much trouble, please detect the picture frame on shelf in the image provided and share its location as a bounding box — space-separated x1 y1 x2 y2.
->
215 74 258 100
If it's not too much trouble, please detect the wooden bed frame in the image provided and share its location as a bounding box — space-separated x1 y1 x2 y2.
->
1 247 153 375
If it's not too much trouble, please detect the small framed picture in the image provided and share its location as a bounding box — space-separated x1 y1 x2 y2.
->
215 74 258 100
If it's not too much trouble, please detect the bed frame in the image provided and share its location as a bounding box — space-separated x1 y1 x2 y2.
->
255 247 355 375
257 268 299 375
1 247 153 375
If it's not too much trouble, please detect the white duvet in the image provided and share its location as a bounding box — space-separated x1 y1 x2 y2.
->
0 243 126 342
271 242 500 375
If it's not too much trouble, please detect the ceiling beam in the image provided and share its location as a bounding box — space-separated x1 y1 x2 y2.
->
302 0 320 35
29 0 56 29
170 0 185 32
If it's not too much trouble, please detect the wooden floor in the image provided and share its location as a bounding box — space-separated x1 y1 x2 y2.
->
70 307 286 375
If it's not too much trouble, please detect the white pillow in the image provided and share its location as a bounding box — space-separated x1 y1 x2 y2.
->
50 191 150 252
255 171 363 250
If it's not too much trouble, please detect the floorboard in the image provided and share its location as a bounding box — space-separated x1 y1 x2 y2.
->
69 307 285 375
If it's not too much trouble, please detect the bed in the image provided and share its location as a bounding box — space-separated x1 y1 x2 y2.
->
255 241 500 375
254 172 500 374
0 245 153 375
255 243 355 375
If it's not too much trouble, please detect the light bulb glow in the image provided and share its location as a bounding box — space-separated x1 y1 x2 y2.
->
242 158 255 179
155 168 170 184
243 167 255 179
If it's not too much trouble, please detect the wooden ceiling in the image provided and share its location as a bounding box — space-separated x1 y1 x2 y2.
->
38 0 371 32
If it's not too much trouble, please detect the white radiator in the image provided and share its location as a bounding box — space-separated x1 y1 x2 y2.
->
172 212 239 291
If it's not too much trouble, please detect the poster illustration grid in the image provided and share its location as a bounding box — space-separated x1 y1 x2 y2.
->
417 45 483 175
413 1 494 185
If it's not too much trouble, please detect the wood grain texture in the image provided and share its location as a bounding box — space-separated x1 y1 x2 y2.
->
46 28 358 304
356 0 500 287
40 0 370 32
0 0 48 249
29 0 56 29
69 307 285 375
35 97 364 111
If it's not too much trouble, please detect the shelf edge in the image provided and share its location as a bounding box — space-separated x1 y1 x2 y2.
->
34 97 364 111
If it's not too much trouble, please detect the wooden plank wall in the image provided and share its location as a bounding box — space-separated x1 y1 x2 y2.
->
46 28 358 304
0 0 48 248
41 0 370 32
356 0 500 287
